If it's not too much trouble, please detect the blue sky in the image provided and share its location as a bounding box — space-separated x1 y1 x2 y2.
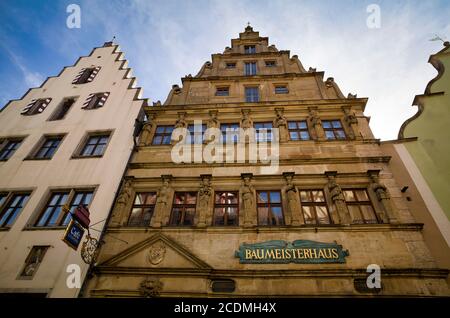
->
1 0 449 140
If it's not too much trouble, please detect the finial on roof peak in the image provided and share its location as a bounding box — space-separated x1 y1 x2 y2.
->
245 22 253 32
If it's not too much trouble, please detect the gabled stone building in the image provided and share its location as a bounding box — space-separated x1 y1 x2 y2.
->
83 26 449 297
0 42 145 297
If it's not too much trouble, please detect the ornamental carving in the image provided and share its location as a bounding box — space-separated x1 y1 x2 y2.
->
148 242 166 265
139 277 163 298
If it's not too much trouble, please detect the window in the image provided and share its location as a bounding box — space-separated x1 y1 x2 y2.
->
245 87 259 102
216 87 230 96
0 138 23 161
265 60 276 67
187 124 206 144
275 85 289 94
226 62 236 69
220 123 240 143
288 121 310 141
21 98 52 115
82 92 110 110
18 246 49 280
244 45 256 54
128 192 156 227
299 190 331 225
72 66 101 84
343 189 378 224
254 122 273 142
31 136 63 159
152 126 173 145
257 191 284 226
35 189 93 227
48 98 76 121
244 62 257 76
0 193 31 228
169 192 197 226
323 120 346 140
79 133 110 157
214 192 239 226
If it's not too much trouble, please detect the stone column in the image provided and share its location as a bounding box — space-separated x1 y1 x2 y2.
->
308 107 325 141
139 112 157 146
368 170 398 224
151 175 173 227
325 171 351 225
343 106 359 140
110 179 133 227
282 172 303 225
273 108 288 142
240 173 257 227
195 174 213 227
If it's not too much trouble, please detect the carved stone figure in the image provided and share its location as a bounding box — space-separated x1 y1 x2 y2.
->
240 175 256 227
273 108 288 142
343 107 358 140
148 242 166 265
139 277 163 297
326 175 351 224
241 109 253 129
282 173 303 225
197 176 212 227
110 180 132 226
175 112 188 129
206 110 220 143
139 113 156 146
151 177 172 227
369 174 397 223
308 108 325 140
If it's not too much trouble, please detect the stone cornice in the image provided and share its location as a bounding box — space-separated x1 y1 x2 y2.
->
182 71 323 83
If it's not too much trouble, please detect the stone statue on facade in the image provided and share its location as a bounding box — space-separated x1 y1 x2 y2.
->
326 174 350 224
343 107 358 140
240 109 253 130
175 112 188 129
151 176 172 227
110 180 132 226
308 108 325 140
240 174 256 227
282 173 303 225
206 110 220 143
273 108 288 142
369 173 397 223
139 113 156 146
139 277 163 297
196 176 212 227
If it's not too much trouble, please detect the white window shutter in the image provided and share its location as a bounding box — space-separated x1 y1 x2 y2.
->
72 68 86 84
86 66 101 82
37 98 52 113
96 92 109 107
21 99 36 114
82 93 96 109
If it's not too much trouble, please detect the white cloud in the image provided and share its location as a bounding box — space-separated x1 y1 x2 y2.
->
3 46 44 88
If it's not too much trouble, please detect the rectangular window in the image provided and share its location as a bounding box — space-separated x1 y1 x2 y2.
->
288 121 310 141
225 62 236 69
265 61 276 67
244 45 256 54
0 139 23 161
245 87 259 102
215 87 229 96
128 192 156 227
244 62 257 76
32 136 63 159
214 192 239 226
0 192 7 207
79 133 110 157
257 191 284 226
275 85 289 94
18 246 49 280
35 189 93 227
21 98 52 115
72 67 101 84
0 193 31 228
152 126 173 145
343 189 378 224
299 190 331 225
323 120 346 140
220 123 240 143
169 192 197 226
187 124 206 144
254 122 273 142
82 92 110 110
48 98 76 121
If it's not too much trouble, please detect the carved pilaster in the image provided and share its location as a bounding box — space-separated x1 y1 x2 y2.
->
273 108 288 142
195 174 213 227
343 106 359 140
308 107 325 141
206 110 220 144
368 170 398 224
151 175 173 228
110 179 133 227
139 112 157 146
240 173 257 227
282 172 303 226
325 171 350 225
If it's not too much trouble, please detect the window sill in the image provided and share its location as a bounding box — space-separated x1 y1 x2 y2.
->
23 226 66 231
71 155 104 159
23 157 52 161
0 227 11 231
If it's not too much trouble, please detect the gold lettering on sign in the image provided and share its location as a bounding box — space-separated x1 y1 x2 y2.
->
331 248 339 259
245 249 252 259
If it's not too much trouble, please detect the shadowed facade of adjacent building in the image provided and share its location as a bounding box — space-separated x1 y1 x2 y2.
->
82 26 449 297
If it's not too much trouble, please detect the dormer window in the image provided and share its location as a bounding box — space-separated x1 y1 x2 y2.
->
21 98 52 115
216 87 230 96
265 61 276 67
226 62 236 69
244 45 256 54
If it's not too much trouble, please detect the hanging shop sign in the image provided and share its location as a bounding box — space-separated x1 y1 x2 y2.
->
62 219 85 251
235 240 349 264
72 205 91 228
